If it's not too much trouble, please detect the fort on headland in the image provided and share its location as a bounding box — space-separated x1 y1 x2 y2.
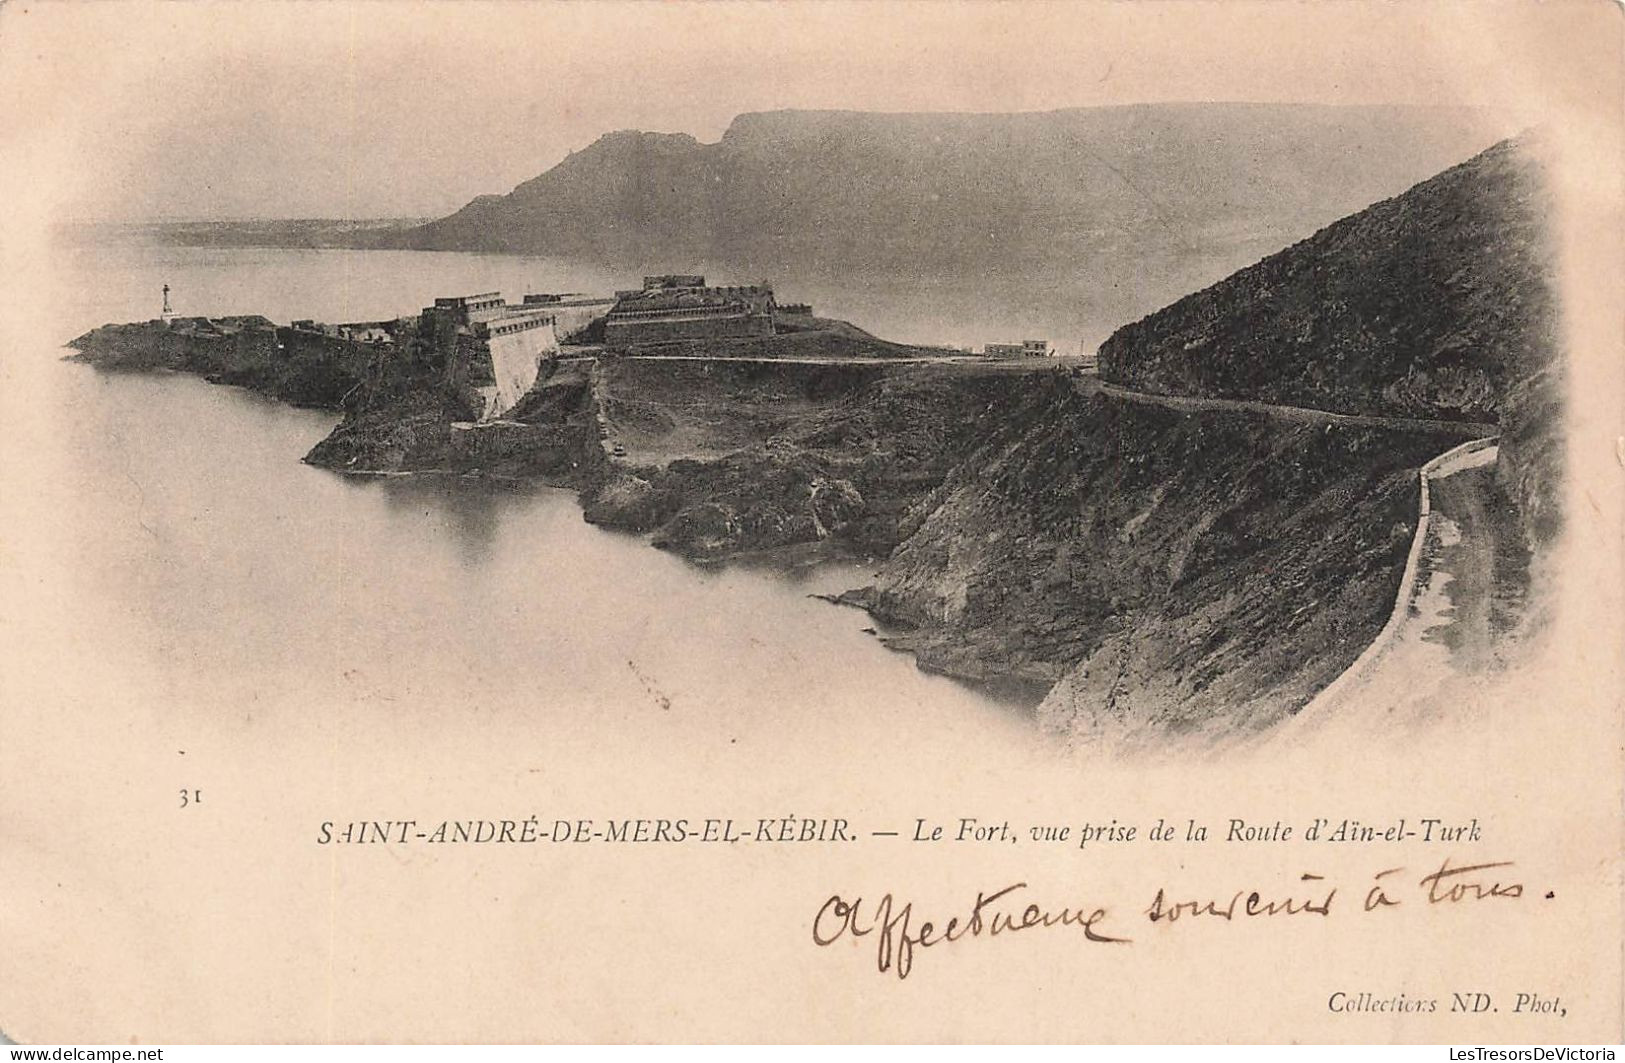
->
75 274 837 414
70 272 1059 428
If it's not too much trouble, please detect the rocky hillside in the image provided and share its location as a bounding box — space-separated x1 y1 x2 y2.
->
1097 137 1557 424
845 136 1565 740
579 360 1050 561
854 378 1476 714
1496 345 1565 552
391 105 1495 286
306 357 609 484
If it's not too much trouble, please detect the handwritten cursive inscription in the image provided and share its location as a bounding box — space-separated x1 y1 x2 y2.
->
815 859 1528 979
1146 872 1336 922
812 882 1127 980
1419 857 1524 902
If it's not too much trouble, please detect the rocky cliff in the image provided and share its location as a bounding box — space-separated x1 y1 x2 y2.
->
1097 137 1557 425
855 378 1474 712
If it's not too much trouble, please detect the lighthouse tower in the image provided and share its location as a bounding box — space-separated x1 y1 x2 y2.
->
160 283 175 324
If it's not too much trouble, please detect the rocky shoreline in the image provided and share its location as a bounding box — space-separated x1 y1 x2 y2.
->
61 319 1543 733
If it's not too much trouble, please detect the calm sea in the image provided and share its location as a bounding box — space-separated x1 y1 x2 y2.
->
0 240 1074 1039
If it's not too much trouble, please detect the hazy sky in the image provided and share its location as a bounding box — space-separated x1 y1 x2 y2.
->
1 1 1612 223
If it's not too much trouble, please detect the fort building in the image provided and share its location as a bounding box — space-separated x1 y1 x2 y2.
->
603 275 778 346
421 291 563 422
429 292 506 326
643 274 705 290
983 340 1051 358
291 319 397 344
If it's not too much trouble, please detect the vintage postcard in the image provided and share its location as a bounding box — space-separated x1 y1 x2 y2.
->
1 0 1620 1046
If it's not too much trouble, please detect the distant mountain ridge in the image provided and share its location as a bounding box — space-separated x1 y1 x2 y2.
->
390 104 1502 283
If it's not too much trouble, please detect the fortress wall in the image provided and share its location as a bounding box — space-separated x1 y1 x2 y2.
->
483 324 559 419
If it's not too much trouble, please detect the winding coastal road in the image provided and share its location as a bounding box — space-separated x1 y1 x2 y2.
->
1063 374 1509 731
574 352 1038 369
1079 376 1497 437
1278 438 1506 738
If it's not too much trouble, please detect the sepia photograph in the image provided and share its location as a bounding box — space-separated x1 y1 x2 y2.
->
0 0 1619 1048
